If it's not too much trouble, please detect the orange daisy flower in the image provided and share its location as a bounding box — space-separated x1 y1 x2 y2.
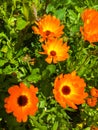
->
80 9 98 44
86 97 97 107
4 83 38 122
53 71 88 109
90 87 98 98
39 38 70 64
32 14 64 42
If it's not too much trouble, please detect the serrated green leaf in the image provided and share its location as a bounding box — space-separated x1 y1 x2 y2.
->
26 68 41 83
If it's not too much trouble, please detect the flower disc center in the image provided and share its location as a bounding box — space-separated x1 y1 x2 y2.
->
17 95 28 106
62 86 71 95
50 50 56 56
45 30 51 36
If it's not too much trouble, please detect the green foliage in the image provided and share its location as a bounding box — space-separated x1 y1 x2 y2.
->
0 0 98 130
26 68 41 83
81 103 98 127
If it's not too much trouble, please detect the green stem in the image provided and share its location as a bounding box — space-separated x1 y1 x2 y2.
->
27 62 32 73
57 62 62 71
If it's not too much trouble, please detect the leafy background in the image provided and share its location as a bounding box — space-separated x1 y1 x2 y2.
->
0 0 98 129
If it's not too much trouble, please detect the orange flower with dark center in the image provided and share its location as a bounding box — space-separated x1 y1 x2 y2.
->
50 50 56 56
39 38 70 64
90 87 98 98
53 71 88 109
32 14 64 42
80 9 98 44
17 95 28 106
4 83 39 122
86 97 97 107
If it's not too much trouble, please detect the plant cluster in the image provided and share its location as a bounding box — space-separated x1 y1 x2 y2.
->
0 0 98 130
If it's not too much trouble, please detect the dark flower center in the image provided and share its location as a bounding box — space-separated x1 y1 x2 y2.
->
17 95 28 106
50 50 56 56
62 86 71 95
45 30 51 36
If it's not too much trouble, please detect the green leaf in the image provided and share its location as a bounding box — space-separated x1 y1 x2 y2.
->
46 64 56 75
26 68 41 83
6 49 13 60
32 128 39 130
3 65 13 74
52 121 58 130
55 8 66 20
1 45 8 53
0 59 8 67
0 32 8 39
23 3 29 21
8 17 16 27
46 3 56 14
39 100 46 108
0 52 3 58
47 114 52 122
68 9 78 23
0 69 2 74
70 25 79 34
83 127 90 130
16 17 29 30
29 116 47 130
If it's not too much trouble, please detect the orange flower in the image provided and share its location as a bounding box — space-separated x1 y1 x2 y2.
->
80 9 98 44
90 125 98 130
4 83 38 122
53 71 88 109
39 38 70 64
32 14 64 42
86 97 97 107
90 87 98 98
81 9 97 23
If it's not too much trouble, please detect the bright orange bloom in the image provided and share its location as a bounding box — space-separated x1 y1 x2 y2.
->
53 71 88 109
80 9 98 44
32 14 64 42
4 83 38 122
90 125 98 130
39 38 70 64
86 97 97 107
90 87 98 98
81 9 97 23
